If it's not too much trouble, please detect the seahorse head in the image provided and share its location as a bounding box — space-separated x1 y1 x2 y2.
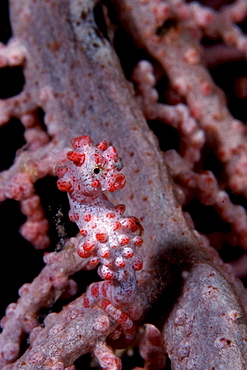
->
57 135 126 199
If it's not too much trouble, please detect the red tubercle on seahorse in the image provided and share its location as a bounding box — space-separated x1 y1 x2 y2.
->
56 135 143 340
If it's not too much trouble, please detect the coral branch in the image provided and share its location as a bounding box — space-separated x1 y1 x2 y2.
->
164 149 247 250
0 38 26 68
132 60 205 165
0 236 87 367
111 0 247 196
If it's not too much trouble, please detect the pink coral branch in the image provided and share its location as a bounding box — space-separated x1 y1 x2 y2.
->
132 60 205 165
0 236 87 367
111 0 247 195
0 38 26 68
0 138 68 247
164 149 247 250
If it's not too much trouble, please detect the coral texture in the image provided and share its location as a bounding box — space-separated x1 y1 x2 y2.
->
1 0 247 369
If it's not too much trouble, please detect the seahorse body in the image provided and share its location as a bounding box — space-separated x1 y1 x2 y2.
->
57 135 143 339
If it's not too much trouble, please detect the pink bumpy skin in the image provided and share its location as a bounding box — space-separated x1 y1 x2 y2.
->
57 135 143 339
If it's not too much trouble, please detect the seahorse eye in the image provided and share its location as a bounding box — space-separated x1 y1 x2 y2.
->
93 167 101 174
